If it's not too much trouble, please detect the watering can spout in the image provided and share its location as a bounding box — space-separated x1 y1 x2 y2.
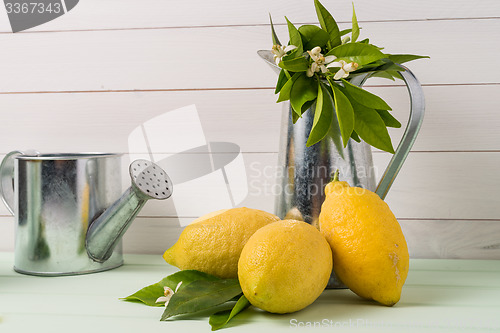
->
86 159 173 263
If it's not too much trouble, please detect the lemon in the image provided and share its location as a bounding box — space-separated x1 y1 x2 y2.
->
163 207 279 279
238 220 332 314
319 177 409 306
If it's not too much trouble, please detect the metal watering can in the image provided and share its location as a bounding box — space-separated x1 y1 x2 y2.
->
0 152 173 276
258 50 425 227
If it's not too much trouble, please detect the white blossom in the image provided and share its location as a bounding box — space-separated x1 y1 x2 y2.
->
271 44 298 66
327 60 359 80
155 281 183 307
155 286 174 305
306 46 337 77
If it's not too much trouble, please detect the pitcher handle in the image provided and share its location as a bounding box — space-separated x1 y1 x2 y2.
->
374 65 425 199
0 151 24 214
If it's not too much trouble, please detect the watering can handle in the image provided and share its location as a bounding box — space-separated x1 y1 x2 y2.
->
0 150 40 214
0 151 24 215
373 65 425 199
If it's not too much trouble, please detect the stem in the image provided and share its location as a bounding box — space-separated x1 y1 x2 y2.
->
330 169 340 182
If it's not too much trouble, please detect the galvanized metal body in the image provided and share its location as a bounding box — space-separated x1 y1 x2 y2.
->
3 153 124 276
0 153 173 276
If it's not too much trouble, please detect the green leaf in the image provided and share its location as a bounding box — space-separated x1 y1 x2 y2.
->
292 108 300 123
314 0 341 48
285 17 303 57
376 109 402 128
162 270 220 291
269 14 281 46
277 72 300 102
351 3 360 42
330 83 354 147
339 28 352 36
298 24 330 50
370 71 396 81
327 43 386 66
350 130 361 143
209 295 250 331
121 270 220 307
275 69 288 94
327 106 345 158
121 282 166 307
341 79 392 110
352 100 395 153
307 82 334 147
388 54 429 64
161 279 242 320
279 56 310 72
290 73 318 115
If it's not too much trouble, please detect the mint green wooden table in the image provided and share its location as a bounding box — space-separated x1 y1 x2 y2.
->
1 252 499 332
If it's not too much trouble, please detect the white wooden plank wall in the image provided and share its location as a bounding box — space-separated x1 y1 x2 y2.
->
0 0 499 259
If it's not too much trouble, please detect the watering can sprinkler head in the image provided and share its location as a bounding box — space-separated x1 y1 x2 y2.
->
86 159 173 263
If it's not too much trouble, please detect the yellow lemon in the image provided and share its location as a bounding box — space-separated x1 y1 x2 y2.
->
238 220 332 314
163 207 279 279
319 177 409 306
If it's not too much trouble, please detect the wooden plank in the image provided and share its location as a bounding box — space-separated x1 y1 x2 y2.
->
0 19 498 93
368 85 500 152
125 218 500 259
374 152 500 220
0 89 283 154
0 0 498 33
5 214 500 260
0 152 499 220
400 219 500 260
0 216 14 252
1 85 499 155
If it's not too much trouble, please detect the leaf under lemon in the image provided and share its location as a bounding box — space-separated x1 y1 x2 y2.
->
121 270 220 307
161 279 243 320
209 295 251 331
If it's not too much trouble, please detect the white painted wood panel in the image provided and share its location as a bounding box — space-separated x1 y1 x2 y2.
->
0 19 499 93
400 219 500 259
127 218 500 259
1 152 498 220
0 0 498 260
1 85 499 155
0 0 498 32
374 152 500 220
0 89 283 154
3 216 500 259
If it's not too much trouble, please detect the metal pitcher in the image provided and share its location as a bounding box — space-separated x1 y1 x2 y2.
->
0 152 173 276
258 50 425 286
